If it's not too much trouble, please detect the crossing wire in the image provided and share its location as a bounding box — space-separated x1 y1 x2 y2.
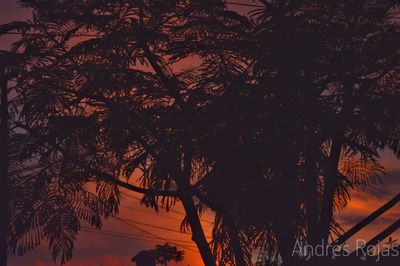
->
113 216 201 253
121 204 186 223
81 226 196 245
120 191 214 224
118 216 190 235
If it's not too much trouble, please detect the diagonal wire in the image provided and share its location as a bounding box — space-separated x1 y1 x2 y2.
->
113 216 200 253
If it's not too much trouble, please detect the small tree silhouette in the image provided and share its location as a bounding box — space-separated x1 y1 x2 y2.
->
154 243 184 266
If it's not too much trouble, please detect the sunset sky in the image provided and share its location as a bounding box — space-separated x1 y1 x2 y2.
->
1 1 399 265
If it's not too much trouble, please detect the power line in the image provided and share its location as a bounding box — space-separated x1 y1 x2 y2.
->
79 191 213 242
81 228 164 243
120 191 214 224
81 228 199 253
78 192 209 253
121 191 186 216
81 226 196 245
81 226 154 239
118 216 190 235
118 216 212 238
114 217 200 253
121 204 185 223
81 229 198 249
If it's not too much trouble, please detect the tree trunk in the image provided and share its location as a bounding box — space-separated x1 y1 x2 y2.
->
178 189 216 266
0 68 9 266
304 148 320 247
317 80 355 244
318 138 343 243
141 39 215 263
273 162 300 266
175 146 216 266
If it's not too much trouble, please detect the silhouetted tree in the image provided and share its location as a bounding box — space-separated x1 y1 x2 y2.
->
246 0 400 264
0 51 12 266
132 243 184 266
191 1 400 265
0 46 33 266
4 1 400 265
0 21 123 266
154 243 184 266
6 0 247 265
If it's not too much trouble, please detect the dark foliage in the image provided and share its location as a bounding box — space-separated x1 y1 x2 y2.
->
1 0 400 265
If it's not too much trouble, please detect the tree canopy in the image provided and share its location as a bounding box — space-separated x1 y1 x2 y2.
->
1 0 400 266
